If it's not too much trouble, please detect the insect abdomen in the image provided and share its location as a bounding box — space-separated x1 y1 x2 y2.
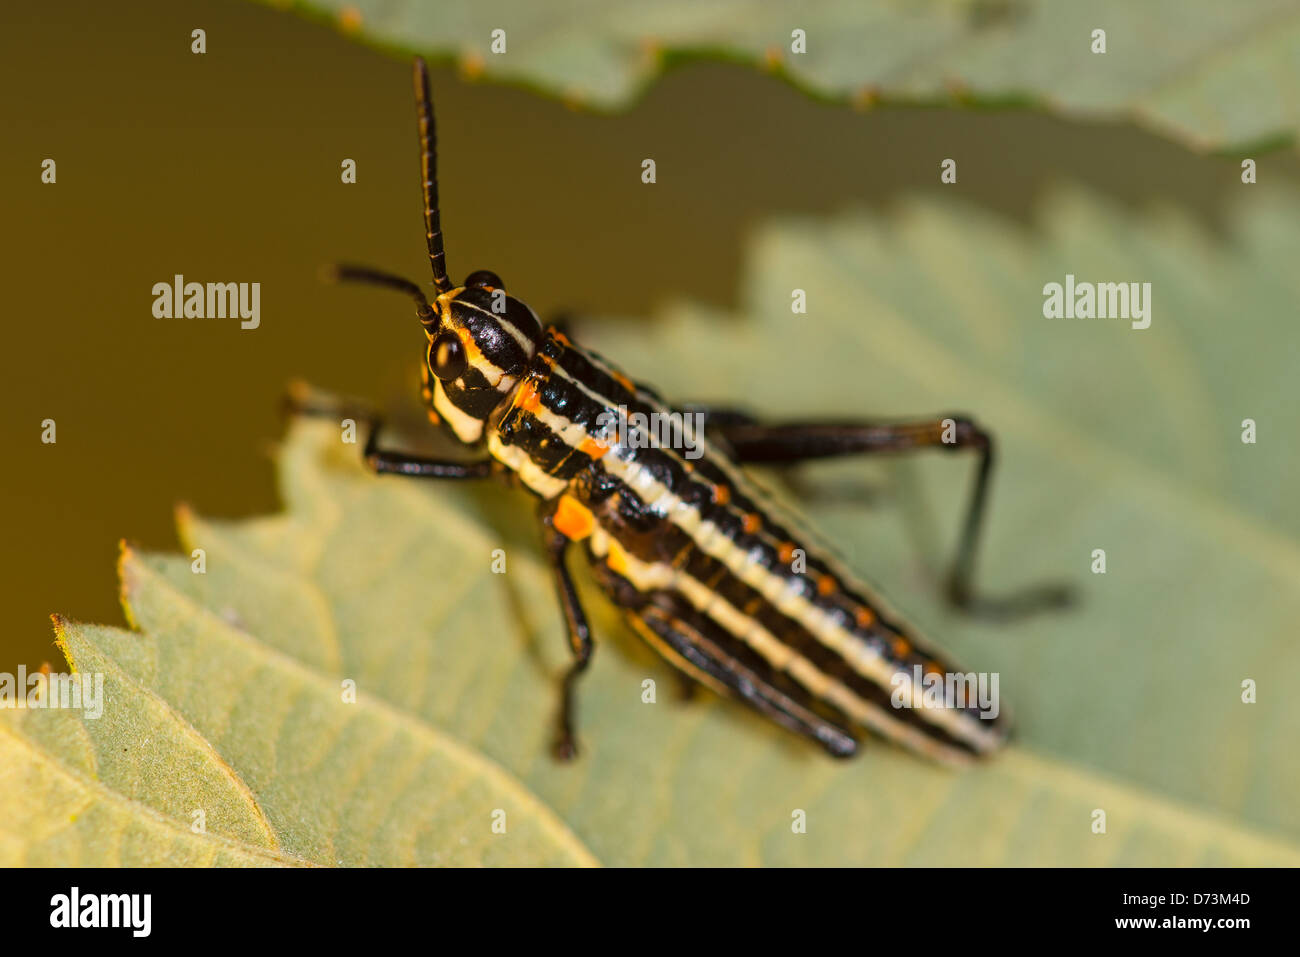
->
490 331 1009 763
583 463 1009 764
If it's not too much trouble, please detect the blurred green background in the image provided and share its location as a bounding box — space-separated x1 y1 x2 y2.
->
2 0 1297 671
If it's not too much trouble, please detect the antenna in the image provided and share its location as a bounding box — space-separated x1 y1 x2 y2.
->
322 264 436 325
413 57 452 294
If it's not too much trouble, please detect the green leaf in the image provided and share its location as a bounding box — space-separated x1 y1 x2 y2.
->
274 0 1300 151
1 610 596 866
6 183 1299 866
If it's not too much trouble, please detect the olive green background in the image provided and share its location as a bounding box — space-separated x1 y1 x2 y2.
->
2 0 1297 670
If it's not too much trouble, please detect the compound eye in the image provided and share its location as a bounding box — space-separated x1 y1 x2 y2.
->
428 332 468 381
464 269 503 290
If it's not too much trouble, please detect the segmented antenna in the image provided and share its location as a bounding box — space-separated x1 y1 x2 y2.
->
322 264 436 325
413 57 451 295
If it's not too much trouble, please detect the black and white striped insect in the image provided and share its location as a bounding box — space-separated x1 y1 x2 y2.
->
309 58 1067 766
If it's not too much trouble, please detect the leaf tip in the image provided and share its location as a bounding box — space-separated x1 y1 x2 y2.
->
115 537 135 570
48 613 77 671
851 86 880 111
457 50 485 81
637 36 662 67
174 502 197 544
337 5 362 36
115 540 144 631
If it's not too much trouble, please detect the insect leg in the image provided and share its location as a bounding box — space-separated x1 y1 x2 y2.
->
282 382 496 479
539 505 594 761
361 420 497 478
626 600 860 758
711 414 1072 619
682 404 759 430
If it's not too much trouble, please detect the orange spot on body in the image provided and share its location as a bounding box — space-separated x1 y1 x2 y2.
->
553 496 594 540
579 436 610 460
892 637 910 658
711 484 731 506
455 326 483 364
817 575 836 596
516 380 541 412
606 539 631 576
742 513 762 534
777 542 796 563
855 607 875 628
